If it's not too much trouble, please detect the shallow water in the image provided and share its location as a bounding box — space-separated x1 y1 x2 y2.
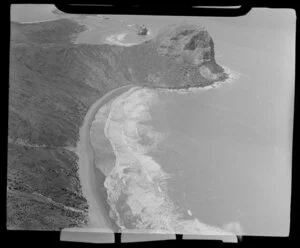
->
92 9 294 236
98 87 231 234
11 4 59 23
77 84 135 230
146 10 294 235
13 5 294 235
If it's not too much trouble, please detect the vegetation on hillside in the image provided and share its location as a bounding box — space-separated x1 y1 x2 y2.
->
8 18 228 230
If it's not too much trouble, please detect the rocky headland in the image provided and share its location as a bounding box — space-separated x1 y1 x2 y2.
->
8 18 228 230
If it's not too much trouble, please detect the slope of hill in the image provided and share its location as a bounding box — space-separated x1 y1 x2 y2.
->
8 18 228 230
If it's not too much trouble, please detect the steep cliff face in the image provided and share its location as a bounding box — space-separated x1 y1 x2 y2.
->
154 23 226 83
122 23 228 88
156 24 213 64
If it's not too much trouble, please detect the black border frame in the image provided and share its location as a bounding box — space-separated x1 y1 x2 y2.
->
5 1 298 246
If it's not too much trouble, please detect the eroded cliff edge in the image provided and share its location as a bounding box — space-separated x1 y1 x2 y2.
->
122 23 228 88
8 18 227 230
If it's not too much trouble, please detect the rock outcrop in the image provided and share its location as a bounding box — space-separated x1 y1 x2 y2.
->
8 19 228 230
136 24 148 35
156 24 212 64
155 23 226 82
122 23 228 88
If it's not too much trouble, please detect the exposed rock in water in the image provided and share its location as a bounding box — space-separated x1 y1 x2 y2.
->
122 23 228 88
155 23 226 81
136 24 148 36
8 19 229 230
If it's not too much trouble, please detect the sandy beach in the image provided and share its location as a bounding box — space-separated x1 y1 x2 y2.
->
71 71 239 232
76 84 135 230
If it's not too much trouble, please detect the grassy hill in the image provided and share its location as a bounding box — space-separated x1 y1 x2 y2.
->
8 18 228 230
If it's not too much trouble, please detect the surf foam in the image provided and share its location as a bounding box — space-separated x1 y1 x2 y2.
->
156 65 240 96
87 86 238 235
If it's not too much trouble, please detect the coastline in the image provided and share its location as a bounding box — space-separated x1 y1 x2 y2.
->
19 18 60 24
98 84 239 236
146 65 238 95
105 33 140 47
75 64 237 231
76 84 135 230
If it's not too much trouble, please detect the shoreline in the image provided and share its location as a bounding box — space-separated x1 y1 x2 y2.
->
76 84 135 230
75 64 237 231
105 32 140 47
145 65 238 95
99 84 239 236
19 18 60 24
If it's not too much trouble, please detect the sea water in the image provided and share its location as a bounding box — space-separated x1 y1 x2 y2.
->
11 5 294 236
91 9 294 236
97 87 230 235
146 11 294 235
11 4 59 23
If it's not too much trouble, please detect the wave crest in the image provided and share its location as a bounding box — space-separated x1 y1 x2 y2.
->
90 86 235 235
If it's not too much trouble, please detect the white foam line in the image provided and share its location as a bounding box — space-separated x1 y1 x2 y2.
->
158 65 240 95
76 84 136 229
104 87 142 139
102 86 240 237
19 18 60 24
105 32 139 47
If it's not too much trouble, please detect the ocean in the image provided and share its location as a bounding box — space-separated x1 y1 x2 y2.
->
99 9 294 235
11 4 59 23
146 10 294 235
12 5 295 236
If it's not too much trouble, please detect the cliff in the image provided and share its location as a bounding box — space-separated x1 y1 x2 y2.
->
136 24 148 35
120 23 227 88
8 18 227 230
156 23 225 78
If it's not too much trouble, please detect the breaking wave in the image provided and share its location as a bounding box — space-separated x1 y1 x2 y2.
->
158 65 240 95
90 86 234 235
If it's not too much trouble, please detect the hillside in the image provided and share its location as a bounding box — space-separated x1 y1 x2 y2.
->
8 18 228 230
